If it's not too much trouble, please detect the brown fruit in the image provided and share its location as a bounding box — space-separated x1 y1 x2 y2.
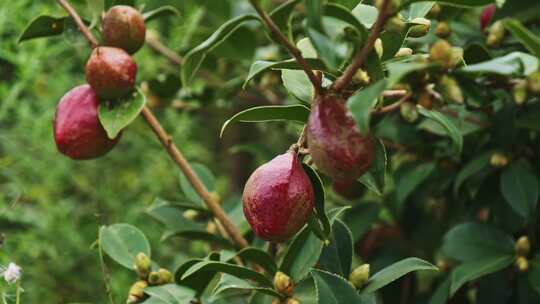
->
333 180 365 200
242 150 315 242
86 46 137 100
307 94 375 181
53 85 120 160
102 5 146 54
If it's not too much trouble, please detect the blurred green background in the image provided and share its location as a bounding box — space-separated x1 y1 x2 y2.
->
0 0 297 302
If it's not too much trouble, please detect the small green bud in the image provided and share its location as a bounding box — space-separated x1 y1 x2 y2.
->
285 299 300 304
515 236 531 257
134 252 151 280
148 271 161 285
274 271 294 297
395 47 413 57
374 38 384 59
427 3 441 19
183 209 201 221
435 22 451 38
429 39 453 69
158 268 174 284
127 280 148 303
527 71 540 94
486 21 505 48
438 75 464 104
385 16 406 34
513 79 528 105
515 256 529 272
400 102 419 123
409 18 431 38
449 47 464 68
490 153 509 168
353 69 371 86
375 0 402 16
349 264 370 289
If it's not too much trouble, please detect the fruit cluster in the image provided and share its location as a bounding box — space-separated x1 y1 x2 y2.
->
53 5 145 160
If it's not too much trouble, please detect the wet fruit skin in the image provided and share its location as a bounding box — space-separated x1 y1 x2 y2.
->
54 85 120 160
242 151 315 242
86 46 137 100
307 94 375 181
102 5 146 54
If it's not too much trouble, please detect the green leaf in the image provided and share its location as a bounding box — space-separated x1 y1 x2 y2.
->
400 2 435 21
362 258 438 294
418 107 463 155
342 203 380 241
231 247 278 275
528 254 540 294
429 277 451 304
352 4 378 28
178 163 216 205
162 230 233 248
358 139 387 195
220 105 310 137
386 60 433 85
98 87 146 139
450 256 513 296
181 14 260 85
302 164 330 237
318 219 353 277
408 0 494 7
347 80 387 136
441 222 515 262
270 0 300 37
395 162 436 205
146 199 202 232
458 52 539 76
99 223 151 269
453 150 493 195
181 261 273 288
504 19 540 59
243 58 326 88
324 3 368 37
18 15 66 43
212 274 283 299
280 225 324 282
305 0 341 71
144 284 196 304
311 269 363 303
143 6 180 22
500 161 539 219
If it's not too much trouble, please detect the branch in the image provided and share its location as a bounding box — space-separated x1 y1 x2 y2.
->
56 0 249 249
331 0 391 93
372 93 411 114
146 31 182 65
249 0 322 95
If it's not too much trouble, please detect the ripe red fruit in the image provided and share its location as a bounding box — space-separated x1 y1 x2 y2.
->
86 46 137 100
102 5 146 54
480 4 496 32
333 180 365 200
242 151 315 242
54 85 120 160
307 94 375 181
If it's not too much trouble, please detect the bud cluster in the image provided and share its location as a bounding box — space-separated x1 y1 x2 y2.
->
128 252 174 303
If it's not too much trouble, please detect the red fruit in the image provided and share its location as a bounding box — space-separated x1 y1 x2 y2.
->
242 151 315 242
480 4 496 32
102 5 146 54
54 85 120 160
307 94 375 181
333 180 365 200
86 46 137 100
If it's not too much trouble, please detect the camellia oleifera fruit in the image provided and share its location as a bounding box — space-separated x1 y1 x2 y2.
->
86 46 137 100
242 151 314 242
333 179 365 200
53 85 120 160
102 5 146 54
307 94 375 181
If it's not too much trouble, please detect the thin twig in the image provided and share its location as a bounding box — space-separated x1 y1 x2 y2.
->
249 0 322 95
146 32 182 65
56 0 249 249
372 93 411 114
332 0 391 93
98 232 115 304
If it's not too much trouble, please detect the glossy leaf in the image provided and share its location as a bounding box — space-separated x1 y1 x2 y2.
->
342 203 380 241
243 58 326 88
528 254 540 294
280 225 324 283
178 163 215 205
504 19 540 58
302 163 330 237
500 161 539 219
418 107 463 155
231 247 278 275
352 4 378 28
362 258 438 294
400 2 435 20
212 274 283 299
143 6 180 22
459 52 539 76
450 256 513 296
100 223 151 269
220 105 310 137
408 0 494 7
395 161 436 204
453 150 493 195
358 139 387 196
144 284 196 304
181 261 273 288
311 269 363 303
18 15 65 43
306 0 340 71
347 80 387 136
270 0 300 37
318 219 353 277
98 87 146 139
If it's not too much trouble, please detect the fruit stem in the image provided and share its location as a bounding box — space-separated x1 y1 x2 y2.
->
56 0 249 249
331 0 391 93
248 0 323 95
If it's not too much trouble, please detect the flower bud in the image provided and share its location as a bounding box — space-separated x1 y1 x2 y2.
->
400 102 419 123
409 18 431 38
374 38 384 59
490 153 509 168
375 0 402 16
418 90 434 109
206 222 217 234
513 79 528 105
183 209 201 221
527 71 540 95
436 259 450 272
385 16 406 34
349 264 370 289
285 299 300 304
353 69 371 86
515 256 529 272
127 280 148 303
486 21 505 48
274 271 294 297
134 252 151 280
427 3 441 19
438 75 464 104
395 47 413 57
148 271 161 285
435 22 452 38
429 40 453 68
158 268 174 284
515 236 531 257
449 47 464 68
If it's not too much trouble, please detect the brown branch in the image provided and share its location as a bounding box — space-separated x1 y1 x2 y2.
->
331 0 391 93
249 0 322 95
372 93 411 115
146 31 183 65
56 0 249 249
